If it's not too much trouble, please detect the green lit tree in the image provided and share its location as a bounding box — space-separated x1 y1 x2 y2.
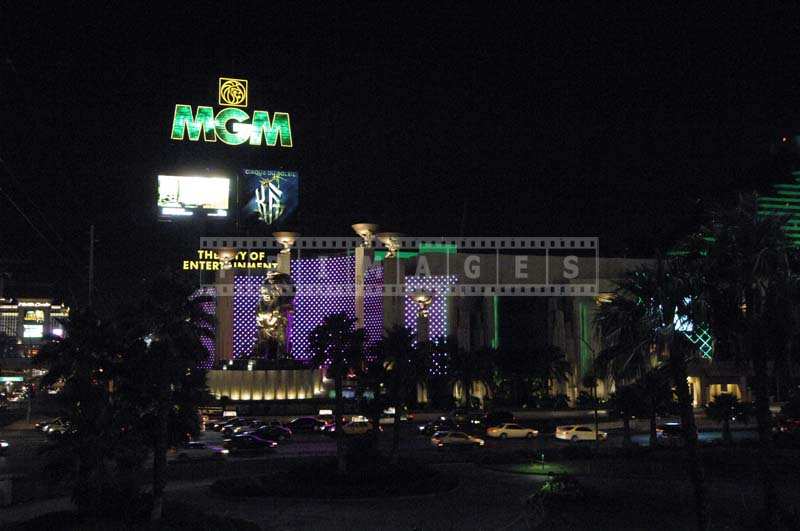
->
310 313 365 474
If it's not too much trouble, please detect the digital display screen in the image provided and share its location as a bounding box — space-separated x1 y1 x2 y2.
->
157 175 230 218
23 324 43 338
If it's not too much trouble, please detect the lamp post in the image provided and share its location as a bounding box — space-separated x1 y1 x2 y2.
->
412 291 433 344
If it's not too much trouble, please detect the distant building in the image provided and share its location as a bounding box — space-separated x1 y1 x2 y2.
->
0 297 69 359
204 235 747 406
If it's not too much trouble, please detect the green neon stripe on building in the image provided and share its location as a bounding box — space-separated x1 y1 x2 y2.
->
579 302 590 377
419 243 457 254
373 250 419 262
491 295 499 349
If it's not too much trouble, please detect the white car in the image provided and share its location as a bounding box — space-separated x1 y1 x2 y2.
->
486 423 539 439
169 441 228 461
555 425 607 442
324 420 380 436
431 431 485 448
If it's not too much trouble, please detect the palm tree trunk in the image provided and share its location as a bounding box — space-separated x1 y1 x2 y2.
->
335 376 346 474
463 376 471 410
752 357 777 524
722 418 732 445
649 406 658 447
151 401 168 521
672 357 707 531
391 398 402 465
622 416 632 448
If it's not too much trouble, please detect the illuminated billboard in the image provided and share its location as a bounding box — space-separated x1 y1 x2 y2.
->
157 175 230 218
170 77 293 148
241 169 299 228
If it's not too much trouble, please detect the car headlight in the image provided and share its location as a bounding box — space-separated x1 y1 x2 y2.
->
220 449 229 454
0 442 8 448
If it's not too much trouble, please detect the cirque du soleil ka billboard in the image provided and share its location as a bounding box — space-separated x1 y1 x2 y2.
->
241 169 299 227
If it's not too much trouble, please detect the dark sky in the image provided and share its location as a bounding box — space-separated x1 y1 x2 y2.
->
1 4 800 306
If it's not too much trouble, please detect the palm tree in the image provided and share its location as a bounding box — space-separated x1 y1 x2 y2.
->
435 336 492 411
375 325 428 463
119 275 214 521
705 393 751 445
695 193 798 521
606 384 640 447
37 309 138 514
532 344 571 399
354 345 387 451
310 313 365 474
595 260 708 530
637 369 677 447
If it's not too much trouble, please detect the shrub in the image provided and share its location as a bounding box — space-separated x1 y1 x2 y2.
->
527 473 586 511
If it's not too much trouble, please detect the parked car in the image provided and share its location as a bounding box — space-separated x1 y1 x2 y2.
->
656 423 696 446
0 439 8 455
169 441 228 461
36 418 62 432
229 421 266 436
324 420 381 436
450 409 471 424
482 410 515 428
223 434 278 453
288 416 329 433
252 425 292 442
773 417 800 444
419 418 458 435
379 407 412 425
431 431 485 448
220 418 256 436
208 417 240 431
44 419 70 436
555 425 607 442
486 423 538 439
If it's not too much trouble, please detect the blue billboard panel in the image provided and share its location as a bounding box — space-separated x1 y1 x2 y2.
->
240 169 299 228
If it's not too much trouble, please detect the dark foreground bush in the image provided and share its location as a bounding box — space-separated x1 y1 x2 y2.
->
7 501 260 531
211 457 459 499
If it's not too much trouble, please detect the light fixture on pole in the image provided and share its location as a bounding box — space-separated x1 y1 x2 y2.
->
377 232 402 258
351 223 379 248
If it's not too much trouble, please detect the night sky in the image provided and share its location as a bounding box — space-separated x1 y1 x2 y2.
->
1 4 799 307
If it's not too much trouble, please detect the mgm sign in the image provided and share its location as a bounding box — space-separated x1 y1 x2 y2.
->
170 77 293 147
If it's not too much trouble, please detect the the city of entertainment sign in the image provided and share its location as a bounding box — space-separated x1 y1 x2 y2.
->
198 236 599 297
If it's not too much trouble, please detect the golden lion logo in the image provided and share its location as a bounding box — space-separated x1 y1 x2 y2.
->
218 77 248 107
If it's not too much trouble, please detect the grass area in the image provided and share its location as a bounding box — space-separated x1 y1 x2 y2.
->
6 502 260 531
211 457 459 499
486 462 573 475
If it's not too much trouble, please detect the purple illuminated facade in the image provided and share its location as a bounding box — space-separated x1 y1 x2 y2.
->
403 275 457 341
193 286 217 368
232 274 262 358
291 256 356 363
404 275 457 374
364 263 384 349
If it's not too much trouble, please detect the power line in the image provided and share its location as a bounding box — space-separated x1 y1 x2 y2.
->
0 164 81 277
